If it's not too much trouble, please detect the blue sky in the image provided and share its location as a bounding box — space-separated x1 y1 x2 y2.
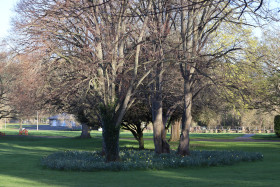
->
0 0 19 39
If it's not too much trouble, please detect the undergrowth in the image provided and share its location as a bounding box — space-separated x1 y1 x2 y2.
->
41 148 263 171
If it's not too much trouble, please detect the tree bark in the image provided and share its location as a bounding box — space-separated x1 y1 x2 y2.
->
100 105 121 162
178 0 196 156
80 124 91 139
138 134 144 150
136 123 145 150
153 100 163 154
19 119 23 131
102 120 120 162
169 120 180 142
178 80 192 156
152 100 170 154
151 58 170 154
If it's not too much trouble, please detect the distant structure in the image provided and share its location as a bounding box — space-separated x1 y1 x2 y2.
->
49 114 80 128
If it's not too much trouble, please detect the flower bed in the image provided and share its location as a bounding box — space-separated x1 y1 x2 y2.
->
41 149 263 171
19 129 28 135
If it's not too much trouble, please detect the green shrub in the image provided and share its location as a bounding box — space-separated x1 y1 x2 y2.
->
41 149 263 172
274 115 280 137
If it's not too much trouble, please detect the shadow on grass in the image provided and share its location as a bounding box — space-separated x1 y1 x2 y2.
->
0 136 279 187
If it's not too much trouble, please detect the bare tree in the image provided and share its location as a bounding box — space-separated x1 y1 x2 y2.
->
12 0 273 161
121 101 151 150
0 51 17 119
177 0 265 155
13 0 155 161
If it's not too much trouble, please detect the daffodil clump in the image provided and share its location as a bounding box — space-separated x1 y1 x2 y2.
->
41 149 263 171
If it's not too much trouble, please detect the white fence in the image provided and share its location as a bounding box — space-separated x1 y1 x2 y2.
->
190 126 274 133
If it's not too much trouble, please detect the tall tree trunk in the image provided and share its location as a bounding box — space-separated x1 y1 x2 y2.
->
153 100 163 154
169 120 180 142
138 134 144 150
152 59 170 154
161 130 170 153
152 100 170 154
80 124 91 139
178 0 197 156
19 119 23 131
100 105 120 162
136 124 145 150
162 115 170 153
178 80 192 156
101 138 106 156
102 120 120 162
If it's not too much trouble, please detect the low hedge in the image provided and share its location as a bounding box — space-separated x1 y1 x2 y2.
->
41 148 263 171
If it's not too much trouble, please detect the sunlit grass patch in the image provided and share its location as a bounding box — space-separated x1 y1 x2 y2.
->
252 133 279 140
189 133 244 139
0 133 279 186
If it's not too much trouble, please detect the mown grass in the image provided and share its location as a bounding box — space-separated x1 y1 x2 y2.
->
252 133 279 140
120 132 244 140
1 127 245 139
1 123 276 140
1 129 83 137
0 130 279 187
189 133 244 139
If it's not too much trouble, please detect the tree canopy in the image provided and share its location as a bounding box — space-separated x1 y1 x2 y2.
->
0 0 278 161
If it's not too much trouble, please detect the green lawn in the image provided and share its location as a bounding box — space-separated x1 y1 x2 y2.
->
1 129 83 137
1 128 245 139
252 133 279 140
0 123 49 129
0 131 279 187
120 132 244 140
189 133 244 139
